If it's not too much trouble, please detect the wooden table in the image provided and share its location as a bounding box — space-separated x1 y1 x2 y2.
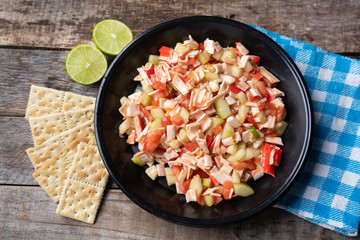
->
1 0 359 239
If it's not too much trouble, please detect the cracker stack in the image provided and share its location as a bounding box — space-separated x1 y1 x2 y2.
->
25 85 109 224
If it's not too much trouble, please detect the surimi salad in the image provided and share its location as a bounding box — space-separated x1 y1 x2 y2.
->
118 36 288 207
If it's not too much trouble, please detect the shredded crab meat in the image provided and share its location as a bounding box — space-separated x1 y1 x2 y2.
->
119 36 287 206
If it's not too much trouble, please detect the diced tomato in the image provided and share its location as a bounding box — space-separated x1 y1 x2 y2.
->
154 148 166 155
183 76 191 83
250 71 263 80
170 165 182 179
209 175 220 186
252 56 260 65
228 83 242 94
230 161 257 170
188 57 196 66
139 105 153 122
161 115 172 128
171 113 184 126
246 115 258 129
222 181 233 200
150 75 167 90
178 178 191 194
276 105 285 122
143 63 154 76
159 46 172 58
180 94 190 111
151 99 159 107
143 129 164 152
212 125 222 135
184 142 199 152
213 196 223 206
197 196 206 206
156 89 168 99
261 143 275 176
198 42 204 50
205 134 213 148
192 168 209 178
256 81 268 99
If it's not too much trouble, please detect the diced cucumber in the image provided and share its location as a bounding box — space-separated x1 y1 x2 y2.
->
149 118 162 130
141 81 154 94
202 178 212 188
244 61 253 72
214 98 232 119
204 195 214 207
226 148 246 162
233 182 255 197
141 94 152 106
119 118 132 135
189 174 203 199
237 92 247 104
178 128 190 143
175 43 189 56
220 74 236 85
179 107 190 124
120 96 130 106
244 148 261 161
165 167 177 186
230 65 243 78
131 156 146 167
168 139 182 149
209 80 220 92
222 122 235 139
275 121 288 136
212 49 224 61
150 108 165 119
145 165 158 180
226 144 238 155
148 55 159 65
232 169 241 184
211 117 225 126
197 51 211 65
204 65 216 73
205 72 219 81
237 104 250 124
221 50 236 64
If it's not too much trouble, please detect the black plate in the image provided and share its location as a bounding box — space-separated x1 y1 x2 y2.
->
95 16 313 227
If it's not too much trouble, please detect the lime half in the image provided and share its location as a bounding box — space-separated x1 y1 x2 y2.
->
65 44 107 85
93 19 133 56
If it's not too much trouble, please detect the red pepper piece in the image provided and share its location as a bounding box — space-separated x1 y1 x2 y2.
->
228 83 242 94
159 46 172 58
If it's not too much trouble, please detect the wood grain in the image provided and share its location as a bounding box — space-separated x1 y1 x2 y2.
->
0 0 359 52
0 48 98 116
0 185 350 240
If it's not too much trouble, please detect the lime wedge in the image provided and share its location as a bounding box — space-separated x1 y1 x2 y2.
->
93 19 133 56
65 44 107 85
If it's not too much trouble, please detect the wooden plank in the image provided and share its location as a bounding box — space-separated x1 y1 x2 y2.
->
1 48 359 117
0 185 351 239
0 116 119 188
0 0 359 52
0 48 97 116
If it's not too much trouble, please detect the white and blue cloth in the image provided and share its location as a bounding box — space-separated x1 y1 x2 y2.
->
249 25 360 236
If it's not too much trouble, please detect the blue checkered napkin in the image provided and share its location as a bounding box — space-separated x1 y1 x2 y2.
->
250 25 360 236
